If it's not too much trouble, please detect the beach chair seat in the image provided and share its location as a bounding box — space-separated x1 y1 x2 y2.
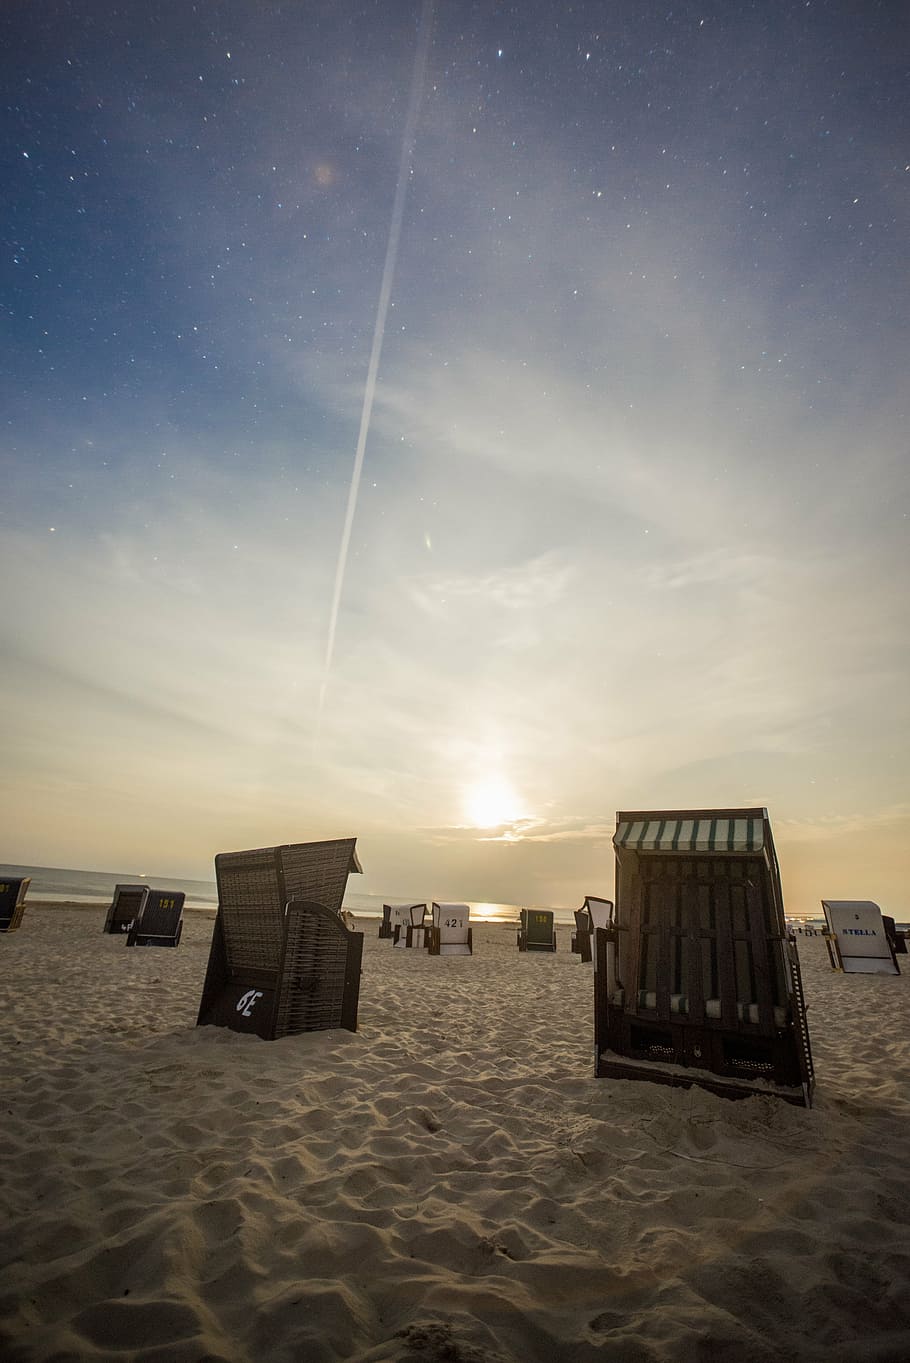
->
428 902 472 956
197 838 364 1038
0 876 30 933
821 900 900 975
126 890 185 947
595 808 814 1107
102 884 149 935
517 908 556 952
385 903 427 948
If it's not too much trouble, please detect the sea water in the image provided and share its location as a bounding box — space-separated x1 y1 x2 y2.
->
0 864 577 924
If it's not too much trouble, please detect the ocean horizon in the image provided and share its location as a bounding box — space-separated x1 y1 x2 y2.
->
0 863 586 926
3 865 848 928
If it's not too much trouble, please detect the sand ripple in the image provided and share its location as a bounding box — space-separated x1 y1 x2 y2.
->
2 909 910 1361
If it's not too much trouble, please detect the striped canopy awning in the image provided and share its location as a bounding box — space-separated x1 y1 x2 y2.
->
614 815 765 855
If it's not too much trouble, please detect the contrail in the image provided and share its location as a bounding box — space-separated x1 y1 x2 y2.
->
317 0 435 727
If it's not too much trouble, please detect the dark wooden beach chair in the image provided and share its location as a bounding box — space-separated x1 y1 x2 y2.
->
595 808 815 1107
102 884 149 935
196 838 364 1038
571 905 593 961
0 876 30 932
127 890 186 948
821 900 900 975
517 908 556 952
378 904 394 939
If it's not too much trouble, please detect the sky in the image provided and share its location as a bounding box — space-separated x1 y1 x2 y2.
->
1 0 907 913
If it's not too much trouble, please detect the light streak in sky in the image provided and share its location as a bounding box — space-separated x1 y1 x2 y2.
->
317 0 435 728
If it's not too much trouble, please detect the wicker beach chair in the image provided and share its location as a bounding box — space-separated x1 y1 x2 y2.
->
821 900 900 975
595 808 814 1107
102 884 149 935
0 876 30 932
378 904 394 939
126 890 186 948
517 908 556 952
196 838 364 1038
428 902 472 956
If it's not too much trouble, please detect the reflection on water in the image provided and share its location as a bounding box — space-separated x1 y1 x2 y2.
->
8 868 581 927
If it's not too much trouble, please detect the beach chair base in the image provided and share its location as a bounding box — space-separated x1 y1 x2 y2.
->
127 922 184 948
517 931 557 952
596 1046 812 1107
427 926 473 956
595 999 813 1107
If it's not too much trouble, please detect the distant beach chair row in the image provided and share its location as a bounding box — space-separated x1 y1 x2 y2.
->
22 806 900 1117
380 904 564 955
380 902 472 955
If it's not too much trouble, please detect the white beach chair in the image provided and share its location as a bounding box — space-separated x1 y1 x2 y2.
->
386 902 427 948
429 901 473 956
821 900 900 975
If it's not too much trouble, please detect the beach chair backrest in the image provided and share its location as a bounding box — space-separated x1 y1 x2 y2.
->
519 908 556 951
432 902 469 929
213 838 362 975
215 846 287 974
281 838 362 916
387 902 424 927
103 884 149 935
821 900 899 975
585 897 613 967
0 876 30 932
127 889 186 947
574 906 593 933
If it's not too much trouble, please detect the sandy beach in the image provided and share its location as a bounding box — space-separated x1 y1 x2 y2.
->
2 905 910 1363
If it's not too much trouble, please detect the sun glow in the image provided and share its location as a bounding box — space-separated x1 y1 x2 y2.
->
463 776 525 828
